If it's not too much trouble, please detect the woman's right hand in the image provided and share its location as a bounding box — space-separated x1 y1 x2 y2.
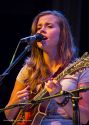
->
16 85 30 103
5 84 30 120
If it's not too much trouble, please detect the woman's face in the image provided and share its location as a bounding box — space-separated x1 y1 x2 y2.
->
36 14 60 50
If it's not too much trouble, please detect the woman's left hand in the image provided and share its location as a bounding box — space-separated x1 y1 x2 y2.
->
45 78 67 104
45 78 62 96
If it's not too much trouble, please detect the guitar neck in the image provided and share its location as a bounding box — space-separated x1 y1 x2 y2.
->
32 69 68 102
33 88 47 101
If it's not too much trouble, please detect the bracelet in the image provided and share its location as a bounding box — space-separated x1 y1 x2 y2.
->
56 97 69 107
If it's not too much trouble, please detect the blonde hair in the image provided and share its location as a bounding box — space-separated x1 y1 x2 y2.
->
26 10 77 91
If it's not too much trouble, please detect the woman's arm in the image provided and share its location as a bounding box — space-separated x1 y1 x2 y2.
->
4 80 30 120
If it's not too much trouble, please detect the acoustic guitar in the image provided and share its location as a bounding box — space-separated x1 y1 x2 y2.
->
12 52 89 125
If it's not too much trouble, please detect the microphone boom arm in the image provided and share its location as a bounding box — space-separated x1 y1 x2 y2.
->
0 45 31 84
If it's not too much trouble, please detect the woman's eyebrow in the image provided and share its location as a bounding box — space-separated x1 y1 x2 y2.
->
37 24 42 27
37 22 53 26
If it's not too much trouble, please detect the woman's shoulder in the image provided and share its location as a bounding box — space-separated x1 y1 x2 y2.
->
16 64 30 84
78 67 89 83
79 67 89 77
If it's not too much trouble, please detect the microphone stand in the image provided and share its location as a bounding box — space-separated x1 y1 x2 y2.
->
0 86 89 125
72 94 80 125
0 44 31 85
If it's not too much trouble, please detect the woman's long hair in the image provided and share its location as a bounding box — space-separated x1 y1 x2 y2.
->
26 10 77 91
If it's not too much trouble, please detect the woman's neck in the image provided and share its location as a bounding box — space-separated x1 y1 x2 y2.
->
43 51 61 74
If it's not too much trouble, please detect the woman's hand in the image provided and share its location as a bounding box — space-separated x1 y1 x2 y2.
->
45 78 67 103
16 85 30 103
45 78 62 96
5 85 30 120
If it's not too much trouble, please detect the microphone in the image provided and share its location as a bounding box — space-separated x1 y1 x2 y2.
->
20 33 46 44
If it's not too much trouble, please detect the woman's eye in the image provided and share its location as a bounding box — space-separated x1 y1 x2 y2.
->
37 27 41 31
47 25 53 28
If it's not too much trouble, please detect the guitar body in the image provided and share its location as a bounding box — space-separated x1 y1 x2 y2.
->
13 100 50 125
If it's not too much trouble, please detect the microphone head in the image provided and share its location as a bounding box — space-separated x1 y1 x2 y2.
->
20 33 47 45
35 33 47 41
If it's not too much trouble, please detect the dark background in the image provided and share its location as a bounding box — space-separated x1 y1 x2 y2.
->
0 0 89 124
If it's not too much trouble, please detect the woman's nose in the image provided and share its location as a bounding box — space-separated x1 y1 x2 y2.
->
39 27 46 33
